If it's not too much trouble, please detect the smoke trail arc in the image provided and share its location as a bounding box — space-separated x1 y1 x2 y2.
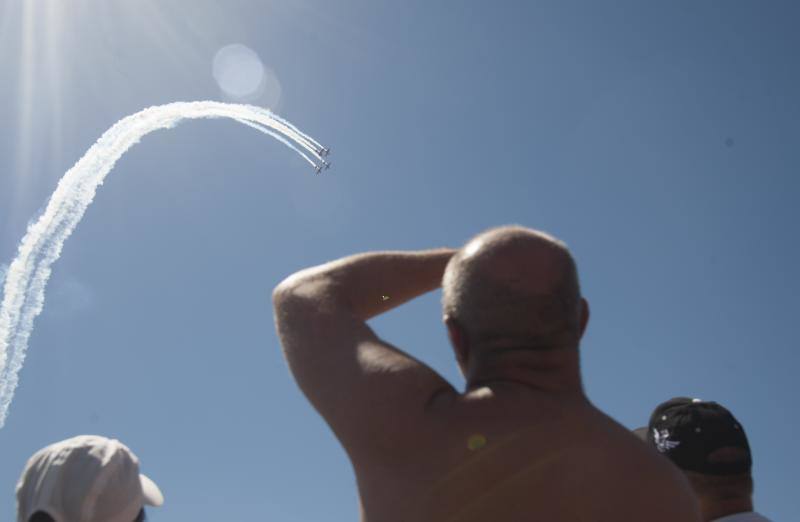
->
0 101 329 429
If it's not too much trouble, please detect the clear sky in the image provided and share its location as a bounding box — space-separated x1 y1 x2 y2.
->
0 1 797 520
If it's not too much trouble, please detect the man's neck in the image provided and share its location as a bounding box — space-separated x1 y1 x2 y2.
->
701 497 754 521
465 345 585 396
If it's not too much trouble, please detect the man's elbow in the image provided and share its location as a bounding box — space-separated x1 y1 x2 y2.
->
272 274 305 327
272 269 311 303
272 268 338 305
271 282 309 334
272 280 295 305
271 276 320 313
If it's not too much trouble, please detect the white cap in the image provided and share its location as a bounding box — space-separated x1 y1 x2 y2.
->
16 435 164 522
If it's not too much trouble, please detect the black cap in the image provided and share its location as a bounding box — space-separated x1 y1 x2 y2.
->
635 397 752 476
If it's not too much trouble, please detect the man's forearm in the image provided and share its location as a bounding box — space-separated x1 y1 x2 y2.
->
274 248 457 321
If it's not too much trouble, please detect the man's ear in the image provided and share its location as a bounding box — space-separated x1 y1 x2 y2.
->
444 315 468 369
578 298 590 339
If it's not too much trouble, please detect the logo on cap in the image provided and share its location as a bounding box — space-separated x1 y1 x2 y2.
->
653 428 680 453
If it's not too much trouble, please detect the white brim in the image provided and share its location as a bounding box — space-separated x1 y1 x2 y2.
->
140 474 164 507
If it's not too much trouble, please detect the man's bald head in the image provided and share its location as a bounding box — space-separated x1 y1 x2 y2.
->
442 225 584 351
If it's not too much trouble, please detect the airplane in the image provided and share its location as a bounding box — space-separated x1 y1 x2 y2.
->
314 161 331 174
317 147 331 157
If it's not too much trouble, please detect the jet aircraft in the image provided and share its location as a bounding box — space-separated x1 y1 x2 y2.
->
314 161 331 174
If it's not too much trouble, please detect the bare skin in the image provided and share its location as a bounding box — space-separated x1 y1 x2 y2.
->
272 229 701 521
684 470 755 521
696 496 753 522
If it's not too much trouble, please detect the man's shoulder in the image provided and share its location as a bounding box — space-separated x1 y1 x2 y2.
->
550 407 702 520
578 413 689 483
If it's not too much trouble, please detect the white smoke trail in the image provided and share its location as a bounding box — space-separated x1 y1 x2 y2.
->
245 106 327 154
249 113 325 159
232 118 319 169
0 101 329 429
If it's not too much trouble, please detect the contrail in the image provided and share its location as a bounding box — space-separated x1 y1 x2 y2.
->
0 101 330 429
250 106 327 154
232 118 319 169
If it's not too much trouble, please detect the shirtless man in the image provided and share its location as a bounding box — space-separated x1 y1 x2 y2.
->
272 225 700 521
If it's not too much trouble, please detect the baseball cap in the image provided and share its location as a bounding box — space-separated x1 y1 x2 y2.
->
635 397 752 476
16 435 164 522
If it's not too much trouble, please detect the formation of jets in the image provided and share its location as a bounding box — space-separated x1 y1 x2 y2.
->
312 147 331 174
314 160 331 174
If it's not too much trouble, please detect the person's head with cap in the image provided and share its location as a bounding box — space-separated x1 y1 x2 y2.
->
635 398 758 522
16 435 163 522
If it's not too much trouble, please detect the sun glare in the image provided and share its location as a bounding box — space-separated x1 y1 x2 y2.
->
213 43 282 108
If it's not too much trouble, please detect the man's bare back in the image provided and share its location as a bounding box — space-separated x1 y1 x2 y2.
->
272 227 700 521
347 383 697 522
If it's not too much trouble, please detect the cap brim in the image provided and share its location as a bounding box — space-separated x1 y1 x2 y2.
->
632 427 649 442
140 474 164 507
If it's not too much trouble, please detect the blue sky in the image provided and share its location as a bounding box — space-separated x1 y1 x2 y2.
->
1 1 797 520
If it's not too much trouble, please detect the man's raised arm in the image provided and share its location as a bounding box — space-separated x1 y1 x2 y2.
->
271 248 457 460
272 248 456 319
